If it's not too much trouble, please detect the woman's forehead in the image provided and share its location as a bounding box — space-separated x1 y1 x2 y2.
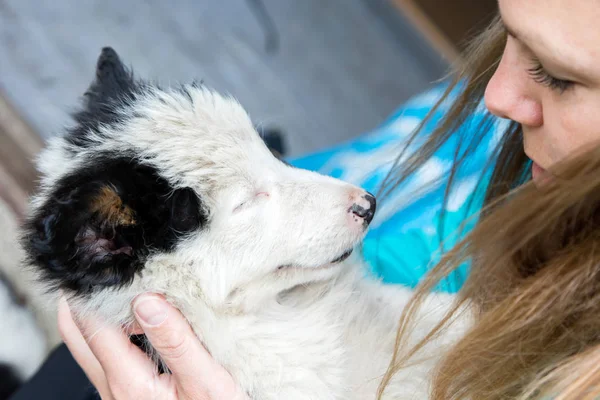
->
499 0 600 83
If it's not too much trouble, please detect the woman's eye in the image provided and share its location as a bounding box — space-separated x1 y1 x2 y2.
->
527 60 574 93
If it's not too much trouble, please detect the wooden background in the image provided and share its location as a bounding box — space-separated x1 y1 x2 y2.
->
0 0 447 157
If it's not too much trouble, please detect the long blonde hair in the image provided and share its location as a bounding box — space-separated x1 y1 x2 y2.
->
377 13 600 400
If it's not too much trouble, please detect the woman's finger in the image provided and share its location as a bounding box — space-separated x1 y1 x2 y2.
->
57 296 112 398
68 299 162 398
133 294 240 398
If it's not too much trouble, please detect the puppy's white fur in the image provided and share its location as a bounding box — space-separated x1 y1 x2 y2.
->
32 86 470 399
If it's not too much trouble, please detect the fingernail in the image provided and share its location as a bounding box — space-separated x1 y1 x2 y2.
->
134 296 168 326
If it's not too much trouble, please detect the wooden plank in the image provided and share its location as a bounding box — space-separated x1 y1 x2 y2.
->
417 0 497 51
389 0 460 62
0 161 28 219
0 126 38 193
0 89 43 217
0 91 44 160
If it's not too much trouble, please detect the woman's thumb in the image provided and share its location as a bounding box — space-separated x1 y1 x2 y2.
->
133 294 213 388
133 294 250 400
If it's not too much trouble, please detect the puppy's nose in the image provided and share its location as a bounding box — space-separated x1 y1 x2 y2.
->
349 191 377 226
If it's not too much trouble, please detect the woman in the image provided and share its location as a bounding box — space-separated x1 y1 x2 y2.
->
53 0 600 398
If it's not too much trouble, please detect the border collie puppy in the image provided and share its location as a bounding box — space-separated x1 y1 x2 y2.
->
21 47 467 399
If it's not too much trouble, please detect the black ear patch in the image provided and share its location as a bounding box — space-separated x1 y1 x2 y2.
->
22 156 205 294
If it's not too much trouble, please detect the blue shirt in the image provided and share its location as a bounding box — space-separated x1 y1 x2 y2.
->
289 83 503 293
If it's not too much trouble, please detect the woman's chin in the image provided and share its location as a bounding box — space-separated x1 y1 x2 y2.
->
531 162 552 186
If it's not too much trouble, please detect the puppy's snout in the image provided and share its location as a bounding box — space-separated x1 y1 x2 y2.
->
348 191 376 227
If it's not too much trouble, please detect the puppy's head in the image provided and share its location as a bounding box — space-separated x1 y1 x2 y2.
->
22 47 376 308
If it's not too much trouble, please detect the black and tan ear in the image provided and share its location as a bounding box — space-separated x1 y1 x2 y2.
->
22 157 205 294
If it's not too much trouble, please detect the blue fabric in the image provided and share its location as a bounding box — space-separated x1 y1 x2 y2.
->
288 83 504 293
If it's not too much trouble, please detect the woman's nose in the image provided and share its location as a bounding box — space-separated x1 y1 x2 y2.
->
484 41 543 128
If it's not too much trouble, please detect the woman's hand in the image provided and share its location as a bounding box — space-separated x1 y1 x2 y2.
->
58 294 248 400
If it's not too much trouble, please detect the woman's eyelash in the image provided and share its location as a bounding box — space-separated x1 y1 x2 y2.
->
527 60 574 93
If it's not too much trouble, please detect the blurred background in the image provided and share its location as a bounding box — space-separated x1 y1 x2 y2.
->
0 0 496 397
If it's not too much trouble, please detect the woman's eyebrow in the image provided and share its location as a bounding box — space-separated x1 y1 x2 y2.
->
501 19 520 41
499 6 538 49
499 12 528 44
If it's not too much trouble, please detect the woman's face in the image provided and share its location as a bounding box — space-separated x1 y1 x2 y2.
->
485 0 600 183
